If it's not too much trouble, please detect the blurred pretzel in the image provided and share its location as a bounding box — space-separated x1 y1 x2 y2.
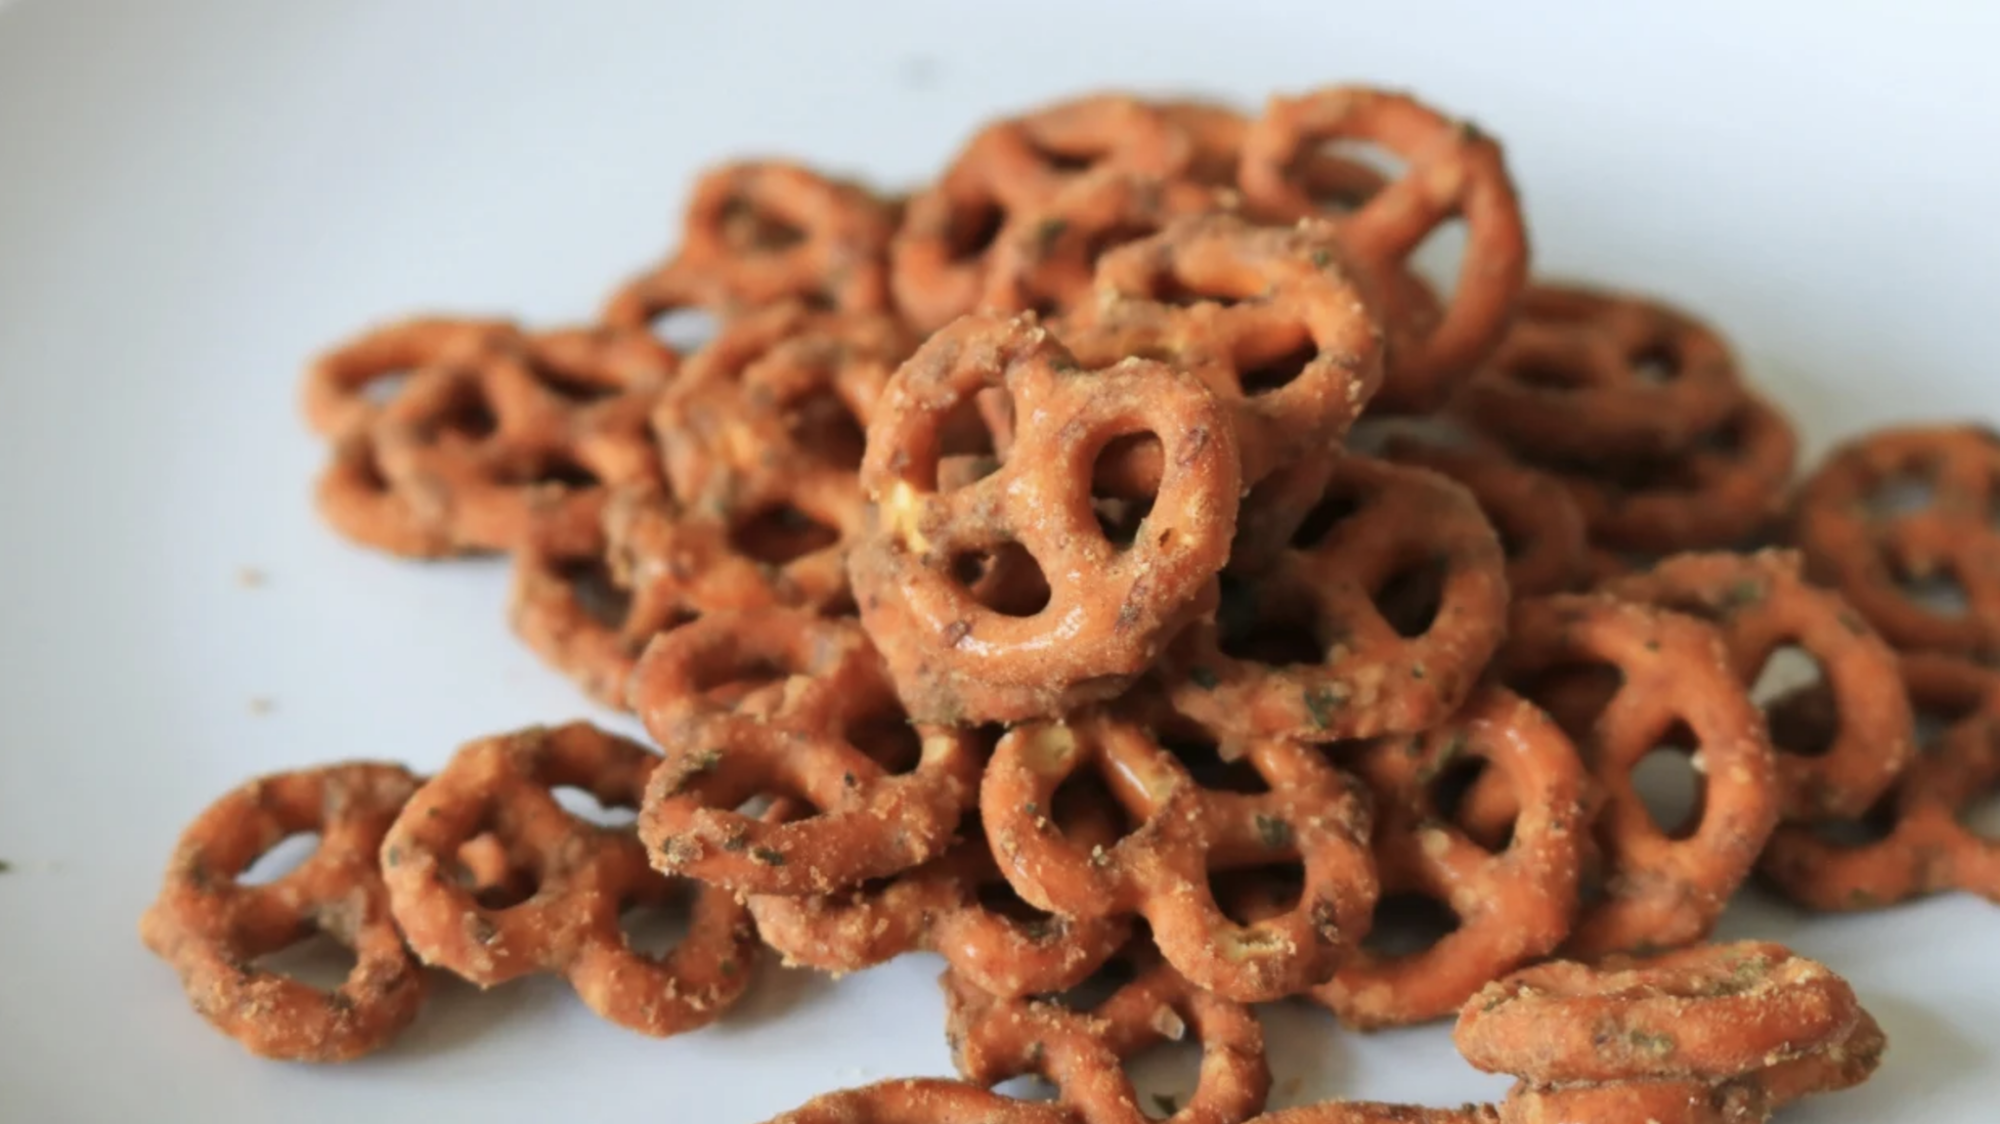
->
757 1079 1076 1124
301 315 516 438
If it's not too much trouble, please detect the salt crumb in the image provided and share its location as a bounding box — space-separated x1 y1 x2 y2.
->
236 567 265 588
248 697 275 716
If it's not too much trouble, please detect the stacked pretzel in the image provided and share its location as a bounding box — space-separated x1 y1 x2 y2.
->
140 82 2000 1122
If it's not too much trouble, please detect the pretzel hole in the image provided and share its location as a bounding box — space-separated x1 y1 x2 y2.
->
1374 555 1450 639
1027 135 1109 176
1509 356 1594 392
1238 334 1320 397
1045 953 1142 1010
1862 470 1938 520
1513 663 1622 738
1749 644 1826 723
1763 685 1837 760
1052 772 1147 856
1630 342 1682 384
239 832 321 885
791 391 868 470
558 558 632 629
951 543 1052 617
1360 892 1460 958
648 307 720 353
535 362 623 405
1289 489 1365 550
720 197 807 253
553 785 640 829
1151 266 1251 309
845 706 927 775
1215 580 1324 668
453 832 539 910
1430 756 1514 854
730 503 840 565
691 655 791 701
1957 789 2000 837
619 887 697 958
992 1076 1064 1103
431 381 501 441
1161 725 1270 795
1893 563 1971 618
1806 791 1900 847
1213 864 1303 926
973 878 1064 932
1635 727 1705 840
1288 142 1402 213
1125 1035 1206 1121
501 452 599 490
939 391 1007 465
1092 433 1163 547
253 927 360 991
947 198 1007 262
1408 218 1470 314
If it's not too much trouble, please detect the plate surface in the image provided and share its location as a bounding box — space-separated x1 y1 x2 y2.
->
2 2 1997 1121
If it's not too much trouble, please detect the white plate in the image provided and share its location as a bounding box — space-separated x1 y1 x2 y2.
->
2 2 1997 1121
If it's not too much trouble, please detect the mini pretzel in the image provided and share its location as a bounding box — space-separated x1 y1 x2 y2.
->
1793 424 2000 656
635 609 985 895
1250 1106 1498 1124
138 763 426 1061
1381 435 1591 597
608 160 896 318
943 948 1270 1124
301 315 515 437
1239 86 1528 413
1499 595 1778 957
1759 652 2000 909
1548 393 1798 554
851 312 1240 725
981 695 1377 1001
380 723 757 1037
1309 688 1587 1030
1454 942 1862 1086
1060 212 1384 488
757 1079 1076 1124
1497 1080 1770 1124
891 94 1194 331
1455 284 1747 461
1167 453 1509 742
1601 550 1913 821
977 171 1225 320
748 807 1132 999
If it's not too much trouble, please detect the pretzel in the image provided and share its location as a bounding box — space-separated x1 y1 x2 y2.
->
380 723 756 1037
943 947 1270 1124
748 804 1132 998
1793 424 2000 656
977 171 1225 320
1249 1106 1499 1124
1455 284 1747 461
981 694 1377 1001
138 763 426 1061
1759 651 2000 909
1060 212 1384 488
301 315 515 438
1547 393 1798 554
1239 86 1528 413
315 426 461 558
1167 453 1509 742
1308 688 1586 1029
1455 942 1862 1086
892 94 1194 331
1600 550 1913 821
1381 436 1591 597
851 312 1240 725
1499 595 1778 957
1496 1080 1770 1124
757 1079 1077 1124
635 609 985 894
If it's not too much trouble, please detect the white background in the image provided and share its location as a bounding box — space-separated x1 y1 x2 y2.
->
1 1 1996 1121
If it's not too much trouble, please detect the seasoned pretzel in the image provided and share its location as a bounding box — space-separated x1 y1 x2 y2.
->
1310 688 1587 1029
1759 652 2000 908
748 806 1131 998
852 312 1240 725
758 1079 1077 1124
1455 284 1747 461
1167 453 1509 742
1240 86 1528 412
943 948 1271 1124
1548 393 1798 554
1455 942 1862 1086
1793 424 2000 656
139 763 425 1061
636 610 984 895
1061 212 1384 488
1381 436 1592 597
981 695 1377 1001
380 723 756 1036
1497 1080 1771 1124
1249 1106 1498 1124
301 315 515 437
891 94 1195 331
1500 596 1778 957
315 426 460 558
1601 550 1913 821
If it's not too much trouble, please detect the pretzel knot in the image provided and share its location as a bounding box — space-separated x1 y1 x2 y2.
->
748 805 1132 998
380 723 756 1037
943 949 1270 1124
1167 453 1509 742
1793 424 2000 657
1380 435 1591 597
317 324 673 557
1499 595 1779 958
606 160 897 319
1760 651 2000 909
1307 687 1586 1030
635 609 985 895
1600 550 1913 822
1238 86 1528 414
981 696 1377 1002
891 94 1196 332
1060 211 1384 489
851 311 1241 725
758 1079 1077 1124
139 763 426 1061
1455 284 1748 461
